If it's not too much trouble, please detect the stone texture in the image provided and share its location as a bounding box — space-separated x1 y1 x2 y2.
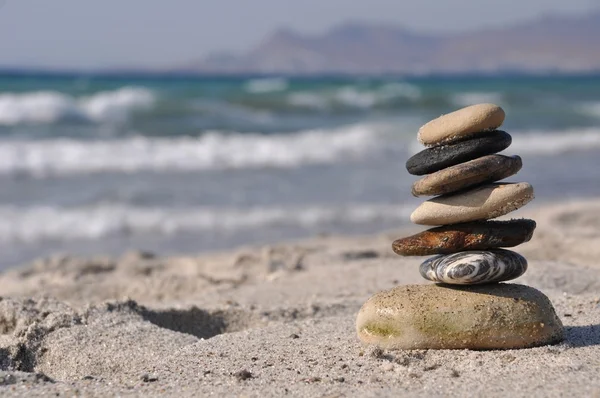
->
406 130 512 176
356 283 563 350
412 154 522 197
419 249 527 285
392 219 536 256
418 103 505 146
410 182 534 225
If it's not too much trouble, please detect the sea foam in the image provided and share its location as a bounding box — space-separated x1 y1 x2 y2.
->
1 124 598 177
0 124 382 176
0 87 155 125
510 128 600 155
577 102 600 118
0 203 412 242
244 77 289 93
287 82 422 110
453 92 503 107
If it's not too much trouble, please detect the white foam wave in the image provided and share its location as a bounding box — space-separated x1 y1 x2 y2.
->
453 92 503 107
510 129 600 155
0 124 382 176
378 83 422 100
287 83 421 109
0 92 80 125
334 87 378 108
287 92 329 109
79 87 155 122
244 78 289 93
0 87 155 126
0 203 412 242
577 102 600 118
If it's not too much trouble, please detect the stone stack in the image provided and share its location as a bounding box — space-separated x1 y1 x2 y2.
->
356 104 564 350
399 104 533 285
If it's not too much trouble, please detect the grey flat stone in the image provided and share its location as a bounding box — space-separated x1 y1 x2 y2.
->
412 154 522 197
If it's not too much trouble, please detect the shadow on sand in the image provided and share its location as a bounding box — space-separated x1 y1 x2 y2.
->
564 324 600 347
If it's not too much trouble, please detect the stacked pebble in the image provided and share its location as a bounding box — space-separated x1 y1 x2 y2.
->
355 104 564 350
393 103 536 285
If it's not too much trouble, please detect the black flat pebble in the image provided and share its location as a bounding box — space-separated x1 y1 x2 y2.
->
406 130 512 176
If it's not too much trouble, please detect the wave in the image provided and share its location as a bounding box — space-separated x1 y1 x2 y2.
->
334 87 379 109
510 128 600 155
0 203 412 242
452 92 503 107
79 87 155 122
244 77 289 93
287 82 422 110
378 83 422 101
577 102 600 118
0 124 383 176
287 92 330 109
0 87 155 126
1 124 598 177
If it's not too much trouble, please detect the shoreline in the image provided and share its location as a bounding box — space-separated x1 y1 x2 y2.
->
3 192 600 273
0 198 599 396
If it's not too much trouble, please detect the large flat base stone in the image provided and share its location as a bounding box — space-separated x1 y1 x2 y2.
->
356 283 563 350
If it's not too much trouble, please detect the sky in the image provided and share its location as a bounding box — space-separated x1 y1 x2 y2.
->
0 0 598 70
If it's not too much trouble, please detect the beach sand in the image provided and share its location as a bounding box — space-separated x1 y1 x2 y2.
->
0 199 599 397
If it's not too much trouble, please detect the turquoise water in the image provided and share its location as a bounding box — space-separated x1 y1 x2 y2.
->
0 72 599 268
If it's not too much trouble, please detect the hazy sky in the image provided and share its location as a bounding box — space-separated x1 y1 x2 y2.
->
0 0 598 69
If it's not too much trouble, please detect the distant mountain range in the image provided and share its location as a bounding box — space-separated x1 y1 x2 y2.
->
181 11 600 75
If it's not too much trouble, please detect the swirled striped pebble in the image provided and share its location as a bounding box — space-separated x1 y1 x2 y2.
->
419 249 527 285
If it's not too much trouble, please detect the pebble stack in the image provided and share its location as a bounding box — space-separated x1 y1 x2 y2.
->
356 104 564 350
399 103 533 285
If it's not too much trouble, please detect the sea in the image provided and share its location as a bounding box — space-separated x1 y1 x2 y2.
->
0 72 599 269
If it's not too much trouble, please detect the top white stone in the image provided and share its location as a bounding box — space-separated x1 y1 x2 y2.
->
418 103 506 146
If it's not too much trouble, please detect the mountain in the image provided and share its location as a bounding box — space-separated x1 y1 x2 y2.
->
182 12 600 75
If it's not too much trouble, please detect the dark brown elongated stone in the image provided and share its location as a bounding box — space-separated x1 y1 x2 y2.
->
411 154 522 197
392 219 536 256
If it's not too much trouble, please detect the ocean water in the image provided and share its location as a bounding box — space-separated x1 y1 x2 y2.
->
0 72 599 269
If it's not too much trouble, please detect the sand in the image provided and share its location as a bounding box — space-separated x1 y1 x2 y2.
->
0 199 599 397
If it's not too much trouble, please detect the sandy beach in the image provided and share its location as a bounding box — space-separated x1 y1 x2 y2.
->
2 2 600 397
0 198 599 397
